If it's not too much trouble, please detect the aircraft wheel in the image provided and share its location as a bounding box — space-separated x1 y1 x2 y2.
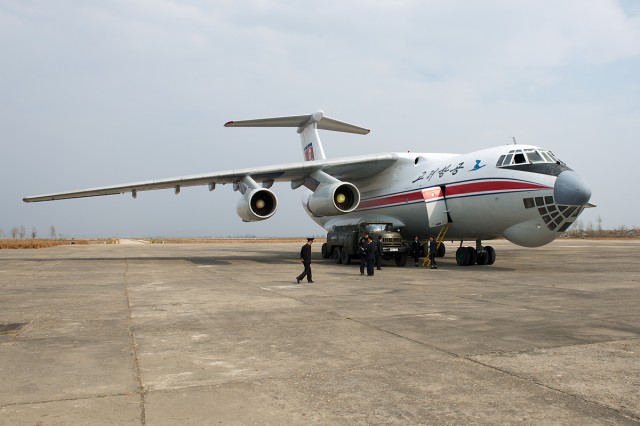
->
321 243 331 259
466 247 477 265
395 253 408 267
340 249 351 265
486 246 496 265
437 242 446 258
456 247 470 266
333 247 342 264
476 251 489 265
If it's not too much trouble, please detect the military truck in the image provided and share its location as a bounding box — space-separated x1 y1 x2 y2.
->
321 221 409 267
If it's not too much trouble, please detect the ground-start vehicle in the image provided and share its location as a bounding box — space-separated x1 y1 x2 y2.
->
321 222 409 266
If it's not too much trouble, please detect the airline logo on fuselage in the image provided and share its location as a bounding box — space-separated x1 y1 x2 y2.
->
412 159 486 183
412 161 465 183
470 160 486 171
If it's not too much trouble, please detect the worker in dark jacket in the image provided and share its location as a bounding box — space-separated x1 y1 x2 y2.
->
375 236 383 270
410 235 422 267
366 235 376 276
428 235 438 269
296 237 314 284
359 236 368 275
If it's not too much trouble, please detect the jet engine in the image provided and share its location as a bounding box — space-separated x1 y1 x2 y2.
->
236 188 278 222
306 182 360 216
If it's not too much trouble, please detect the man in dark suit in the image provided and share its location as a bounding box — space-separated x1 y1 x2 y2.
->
296 237 314 284
375 236 383 270
366 235 376 276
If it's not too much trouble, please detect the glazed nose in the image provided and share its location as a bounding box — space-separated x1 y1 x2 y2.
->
554 171 591 206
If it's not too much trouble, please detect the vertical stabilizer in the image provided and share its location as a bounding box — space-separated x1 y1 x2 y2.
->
300 111 326 161
224 110 369 162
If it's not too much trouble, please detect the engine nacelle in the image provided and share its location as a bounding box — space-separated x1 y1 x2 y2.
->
307 182 360 216
236 188 278 222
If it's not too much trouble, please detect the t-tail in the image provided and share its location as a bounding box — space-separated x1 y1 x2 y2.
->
224 110 369 161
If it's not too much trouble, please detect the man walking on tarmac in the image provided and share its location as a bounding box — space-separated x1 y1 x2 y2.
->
296 237 314 284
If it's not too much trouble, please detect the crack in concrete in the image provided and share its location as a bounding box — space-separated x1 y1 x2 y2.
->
124 255 147 426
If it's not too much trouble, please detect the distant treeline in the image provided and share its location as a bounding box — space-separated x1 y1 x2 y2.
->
565 219 638 239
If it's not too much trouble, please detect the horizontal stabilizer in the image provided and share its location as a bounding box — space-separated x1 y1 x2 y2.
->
225 110 369 135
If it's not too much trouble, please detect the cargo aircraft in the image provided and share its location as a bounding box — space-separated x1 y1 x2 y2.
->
24 110 592 266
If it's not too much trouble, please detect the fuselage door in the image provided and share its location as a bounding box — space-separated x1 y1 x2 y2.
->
422 186 448 228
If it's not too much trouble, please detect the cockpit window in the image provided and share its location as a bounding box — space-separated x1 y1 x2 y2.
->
547 151 564 165
525 149 544 163
513 153 526 164
497 148 564 168
540 151 553 163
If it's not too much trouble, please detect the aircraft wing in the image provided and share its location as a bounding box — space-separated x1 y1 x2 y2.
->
23 153 399 202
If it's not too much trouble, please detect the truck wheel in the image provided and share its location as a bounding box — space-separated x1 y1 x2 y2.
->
333 247 342 264
395 253 407 267
340 249 351 265
321 243 331 259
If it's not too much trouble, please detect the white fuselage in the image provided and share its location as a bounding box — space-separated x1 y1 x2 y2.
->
306 145 588 248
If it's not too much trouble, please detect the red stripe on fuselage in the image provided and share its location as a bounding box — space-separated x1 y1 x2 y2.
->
357 191 424 209
356 179 551 210
446 180 550 196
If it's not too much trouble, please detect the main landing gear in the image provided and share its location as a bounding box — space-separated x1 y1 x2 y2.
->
455 240 495 266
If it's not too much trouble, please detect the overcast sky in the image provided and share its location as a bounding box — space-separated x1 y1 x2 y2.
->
1 0 639 238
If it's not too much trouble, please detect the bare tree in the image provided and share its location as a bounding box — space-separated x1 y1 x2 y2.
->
50 225 57 239
19 225 26 239
11 227 19 239
0 228 4 238
617 224 628 238
31 226 37 239
569 219 583 238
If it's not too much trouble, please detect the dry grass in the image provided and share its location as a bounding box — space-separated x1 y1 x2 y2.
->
0 238 326 249
148 237 327 244
0 239 93 249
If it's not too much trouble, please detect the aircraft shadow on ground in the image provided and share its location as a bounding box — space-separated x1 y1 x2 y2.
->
12 252 515 270
12 250 300 266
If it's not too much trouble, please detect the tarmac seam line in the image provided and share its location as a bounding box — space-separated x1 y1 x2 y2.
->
124 255 147 426
356 317 640 422
274 289 640 424
466 356 640 422
0 392 138 409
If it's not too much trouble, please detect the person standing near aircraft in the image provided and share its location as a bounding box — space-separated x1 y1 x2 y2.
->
366 235 376 276
358 231 370 275
411 236 421 267
359 234 368 275
376 236 383 270
296 237 314 284
429 235 438 269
